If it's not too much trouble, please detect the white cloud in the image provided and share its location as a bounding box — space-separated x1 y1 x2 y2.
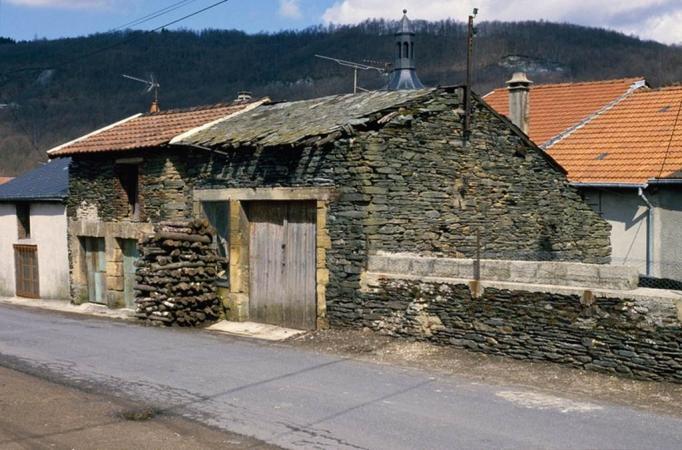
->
6 0 111 9
279 0 303 19
322 0 682 45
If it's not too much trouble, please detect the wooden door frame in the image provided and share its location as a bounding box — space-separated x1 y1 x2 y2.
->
194 187 336 329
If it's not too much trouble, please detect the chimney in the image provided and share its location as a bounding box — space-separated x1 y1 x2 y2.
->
149 99 160 113
235 91 253 103
506 72 532 134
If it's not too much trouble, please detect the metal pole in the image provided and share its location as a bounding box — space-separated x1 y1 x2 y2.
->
464 13 474 141
353 68 358 94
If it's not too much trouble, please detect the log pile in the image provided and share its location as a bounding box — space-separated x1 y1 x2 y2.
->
134 219 222 327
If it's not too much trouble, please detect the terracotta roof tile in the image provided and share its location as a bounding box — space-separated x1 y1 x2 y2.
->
0 177 13 185
484 77 645 146
48 102 257 157
549 86 682 184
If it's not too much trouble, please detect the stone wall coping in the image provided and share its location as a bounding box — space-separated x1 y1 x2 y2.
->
364 271 682 309
368 254 640 291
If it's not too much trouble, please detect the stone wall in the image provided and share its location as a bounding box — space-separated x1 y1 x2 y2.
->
360 273 682 382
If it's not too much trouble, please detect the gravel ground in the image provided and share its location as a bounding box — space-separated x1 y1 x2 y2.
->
0 366 278 450
288 328 682 417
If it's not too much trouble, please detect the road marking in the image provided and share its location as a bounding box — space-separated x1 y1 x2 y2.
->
496 390 604 413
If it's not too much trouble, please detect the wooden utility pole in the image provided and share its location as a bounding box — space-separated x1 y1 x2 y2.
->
464 8 478 142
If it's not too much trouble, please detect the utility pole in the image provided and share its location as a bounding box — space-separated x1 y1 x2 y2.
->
464 8 478 142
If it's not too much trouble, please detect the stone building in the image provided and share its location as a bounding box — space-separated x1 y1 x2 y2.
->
50 86 610 330
47 100 264 308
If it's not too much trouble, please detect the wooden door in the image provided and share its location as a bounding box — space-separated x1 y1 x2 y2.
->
14 244 39 299
248 201 316 330
121 239 139 309
84 237 106 304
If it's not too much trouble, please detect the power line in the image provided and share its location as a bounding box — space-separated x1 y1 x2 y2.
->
0 0 231 84
112 0 201 31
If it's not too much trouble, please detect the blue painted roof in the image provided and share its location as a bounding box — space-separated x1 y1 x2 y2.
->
0 157 70 202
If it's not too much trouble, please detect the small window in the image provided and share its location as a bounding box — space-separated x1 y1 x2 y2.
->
403 42 409 59
116 164 139 220
16 203 30 239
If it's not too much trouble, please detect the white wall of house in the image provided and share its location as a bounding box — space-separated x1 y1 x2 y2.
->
0 202 70 299
0 204 17 296
583 186 682 280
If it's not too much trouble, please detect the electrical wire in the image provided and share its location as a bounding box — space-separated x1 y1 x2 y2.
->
112 0 201 31
0 0 231 83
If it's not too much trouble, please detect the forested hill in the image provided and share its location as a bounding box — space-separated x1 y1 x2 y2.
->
1 19 682 176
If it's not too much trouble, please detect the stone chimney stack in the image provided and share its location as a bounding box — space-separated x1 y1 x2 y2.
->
506 72 533 134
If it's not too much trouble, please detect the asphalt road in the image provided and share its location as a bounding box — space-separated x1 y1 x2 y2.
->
1 304 681 450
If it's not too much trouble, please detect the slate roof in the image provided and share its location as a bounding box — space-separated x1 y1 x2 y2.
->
549 86 682 185
48 101 262 157
0 157 70 202
173 89 435 149
484 77 646 146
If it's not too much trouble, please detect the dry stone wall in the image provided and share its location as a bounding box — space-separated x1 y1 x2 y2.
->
360 275 682 383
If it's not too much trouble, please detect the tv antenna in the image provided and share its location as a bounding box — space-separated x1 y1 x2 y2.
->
122 73 160 111
315 54 387 94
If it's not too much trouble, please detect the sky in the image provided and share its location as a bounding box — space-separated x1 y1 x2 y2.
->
0 0 681 45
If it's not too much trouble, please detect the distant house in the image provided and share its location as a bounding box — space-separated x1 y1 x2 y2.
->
50 87 610 330
0 158 71 299
485 76 682 281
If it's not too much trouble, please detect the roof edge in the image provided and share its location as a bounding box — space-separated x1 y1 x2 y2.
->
47 113 143 157
543 79 647 149
169 98 270 146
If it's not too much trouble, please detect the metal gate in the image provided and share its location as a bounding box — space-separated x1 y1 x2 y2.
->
121 239 139 309
14 244 39 298
248 201 316 330
83 237 106 304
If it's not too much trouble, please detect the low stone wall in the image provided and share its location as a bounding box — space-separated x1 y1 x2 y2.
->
360 257 682 383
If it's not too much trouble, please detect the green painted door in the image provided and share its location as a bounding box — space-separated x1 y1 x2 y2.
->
84 237 106 304
121 239 139 309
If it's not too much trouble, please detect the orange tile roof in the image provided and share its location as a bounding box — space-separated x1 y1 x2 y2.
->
0 177 13 185
549 86 682 184
484 77 645 146
48 102 258 157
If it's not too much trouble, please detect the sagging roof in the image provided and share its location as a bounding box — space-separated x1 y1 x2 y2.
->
0 157 70 202
173 89 435 149
48 100 265 157
550 86 682 185
484 77 646 147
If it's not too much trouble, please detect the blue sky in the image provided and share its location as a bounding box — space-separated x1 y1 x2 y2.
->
1 0 681 45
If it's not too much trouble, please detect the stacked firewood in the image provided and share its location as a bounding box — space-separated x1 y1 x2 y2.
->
134 219 222 327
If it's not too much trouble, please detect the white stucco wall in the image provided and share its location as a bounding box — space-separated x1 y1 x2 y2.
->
584 189 648 274
583 187 682 280
0 204 17 296
653 186 682 280
0 202 70 299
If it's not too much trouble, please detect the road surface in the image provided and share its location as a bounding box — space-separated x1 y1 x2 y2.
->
0 304 680 449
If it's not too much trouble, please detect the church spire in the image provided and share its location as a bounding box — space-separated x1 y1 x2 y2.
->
386 9 424 91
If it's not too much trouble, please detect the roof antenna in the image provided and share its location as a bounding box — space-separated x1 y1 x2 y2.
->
122 73 160 112
315 54 388 94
